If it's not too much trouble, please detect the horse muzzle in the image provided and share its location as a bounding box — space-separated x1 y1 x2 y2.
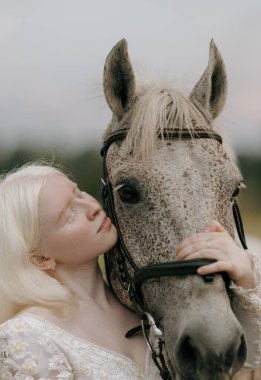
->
168 318 247 380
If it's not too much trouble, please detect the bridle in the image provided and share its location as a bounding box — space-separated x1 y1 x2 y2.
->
100 128 247 380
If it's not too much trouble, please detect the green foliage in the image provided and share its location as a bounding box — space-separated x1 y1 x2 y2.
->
0 147 103 200
238 155 261 190
63 148 103 201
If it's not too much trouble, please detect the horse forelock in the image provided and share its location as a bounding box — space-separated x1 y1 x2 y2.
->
122 83 213 161
104 80 234 163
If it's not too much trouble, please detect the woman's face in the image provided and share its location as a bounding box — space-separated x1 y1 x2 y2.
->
38 175 117 265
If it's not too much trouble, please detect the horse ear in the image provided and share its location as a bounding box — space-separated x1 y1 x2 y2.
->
103 39 136 121
189 40 227 120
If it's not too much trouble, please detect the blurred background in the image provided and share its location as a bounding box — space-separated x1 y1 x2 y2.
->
0 0 260 238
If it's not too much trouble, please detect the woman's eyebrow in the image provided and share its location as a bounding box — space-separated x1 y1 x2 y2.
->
56 183 77 222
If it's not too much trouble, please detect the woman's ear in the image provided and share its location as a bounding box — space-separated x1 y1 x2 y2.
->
29 251 56 271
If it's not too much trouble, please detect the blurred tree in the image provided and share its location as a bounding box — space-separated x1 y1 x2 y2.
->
64 148 102 200
0 147 103 200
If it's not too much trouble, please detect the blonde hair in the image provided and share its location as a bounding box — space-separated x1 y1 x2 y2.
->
0 164 74 323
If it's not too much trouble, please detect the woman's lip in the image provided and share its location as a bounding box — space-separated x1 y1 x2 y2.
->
98 216 112 232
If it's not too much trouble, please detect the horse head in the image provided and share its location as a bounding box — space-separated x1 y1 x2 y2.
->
102 39 247 380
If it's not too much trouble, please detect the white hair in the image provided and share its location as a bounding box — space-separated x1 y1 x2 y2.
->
0 164 74 323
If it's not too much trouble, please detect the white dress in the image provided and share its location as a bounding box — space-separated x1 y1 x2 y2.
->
0 252 260 379
229 251 261 368
0 313 160 380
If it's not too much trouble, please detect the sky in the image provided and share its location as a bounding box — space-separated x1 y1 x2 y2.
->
0 0 261 154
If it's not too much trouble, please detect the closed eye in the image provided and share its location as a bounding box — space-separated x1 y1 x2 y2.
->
67 205 76 223
75 188 85 199
67 189 86 222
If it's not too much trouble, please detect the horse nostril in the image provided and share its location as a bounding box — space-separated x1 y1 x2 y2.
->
175 330 247 378
224 334 247 373
176 335 200 375
238 334 247 361
234 334 247 371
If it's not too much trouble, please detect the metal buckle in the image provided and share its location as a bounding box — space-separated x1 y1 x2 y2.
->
141 312 164 354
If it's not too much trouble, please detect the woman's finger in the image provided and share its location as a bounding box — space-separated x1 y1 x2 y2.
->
177 233 217 253
180 249 227 262
176 239 218 260
203 220 226 233
197 261 233 276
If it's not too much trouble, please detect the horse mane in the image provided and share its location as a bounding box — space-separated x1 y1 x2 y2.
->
123 82 213 161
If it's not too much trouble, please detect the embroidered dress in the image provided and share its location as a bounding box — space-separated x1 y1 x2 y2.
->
0 314 160 380
230 251 261 368
0 252 260 378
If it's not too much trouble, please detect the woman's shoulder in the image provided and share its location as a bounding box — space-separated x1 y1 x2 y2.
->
0 311 66 360
0 313 74 379
0 313 41 337
0 306 65 334
0 312 55 359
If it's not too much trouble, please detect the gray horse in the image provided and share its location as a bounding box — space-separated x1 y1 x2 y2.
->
102 39 251 380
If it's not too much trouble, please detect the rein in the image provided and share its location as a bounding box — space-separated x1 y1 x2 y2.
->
100 128 247 380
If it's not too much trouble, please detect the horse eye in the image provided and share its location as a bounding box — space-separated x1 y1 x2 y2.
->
232 184 241 199
117 184 140 204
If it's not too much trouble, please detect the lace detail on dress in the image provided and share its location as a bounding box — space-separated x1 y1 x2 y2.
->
230 251 261 315
0 317 73 380
0 314 160 380
230 251 261 368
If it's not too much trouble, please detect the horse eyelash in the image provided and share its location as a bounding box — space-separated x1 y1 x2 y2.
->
114 184 125 192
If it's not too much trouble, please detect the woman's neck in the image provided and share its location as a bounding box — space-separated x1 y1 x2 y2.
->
55 260 111 308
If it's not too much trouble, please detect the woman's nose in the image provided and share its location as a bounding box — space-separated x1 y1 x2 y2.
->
85 200 102 220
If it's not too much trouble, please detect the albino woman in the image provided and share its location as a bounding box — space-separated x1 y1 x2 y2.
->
0 164 260 379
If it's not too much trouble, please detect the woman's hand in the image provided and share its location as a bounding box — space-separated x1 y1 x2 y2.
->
176 220 258 289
